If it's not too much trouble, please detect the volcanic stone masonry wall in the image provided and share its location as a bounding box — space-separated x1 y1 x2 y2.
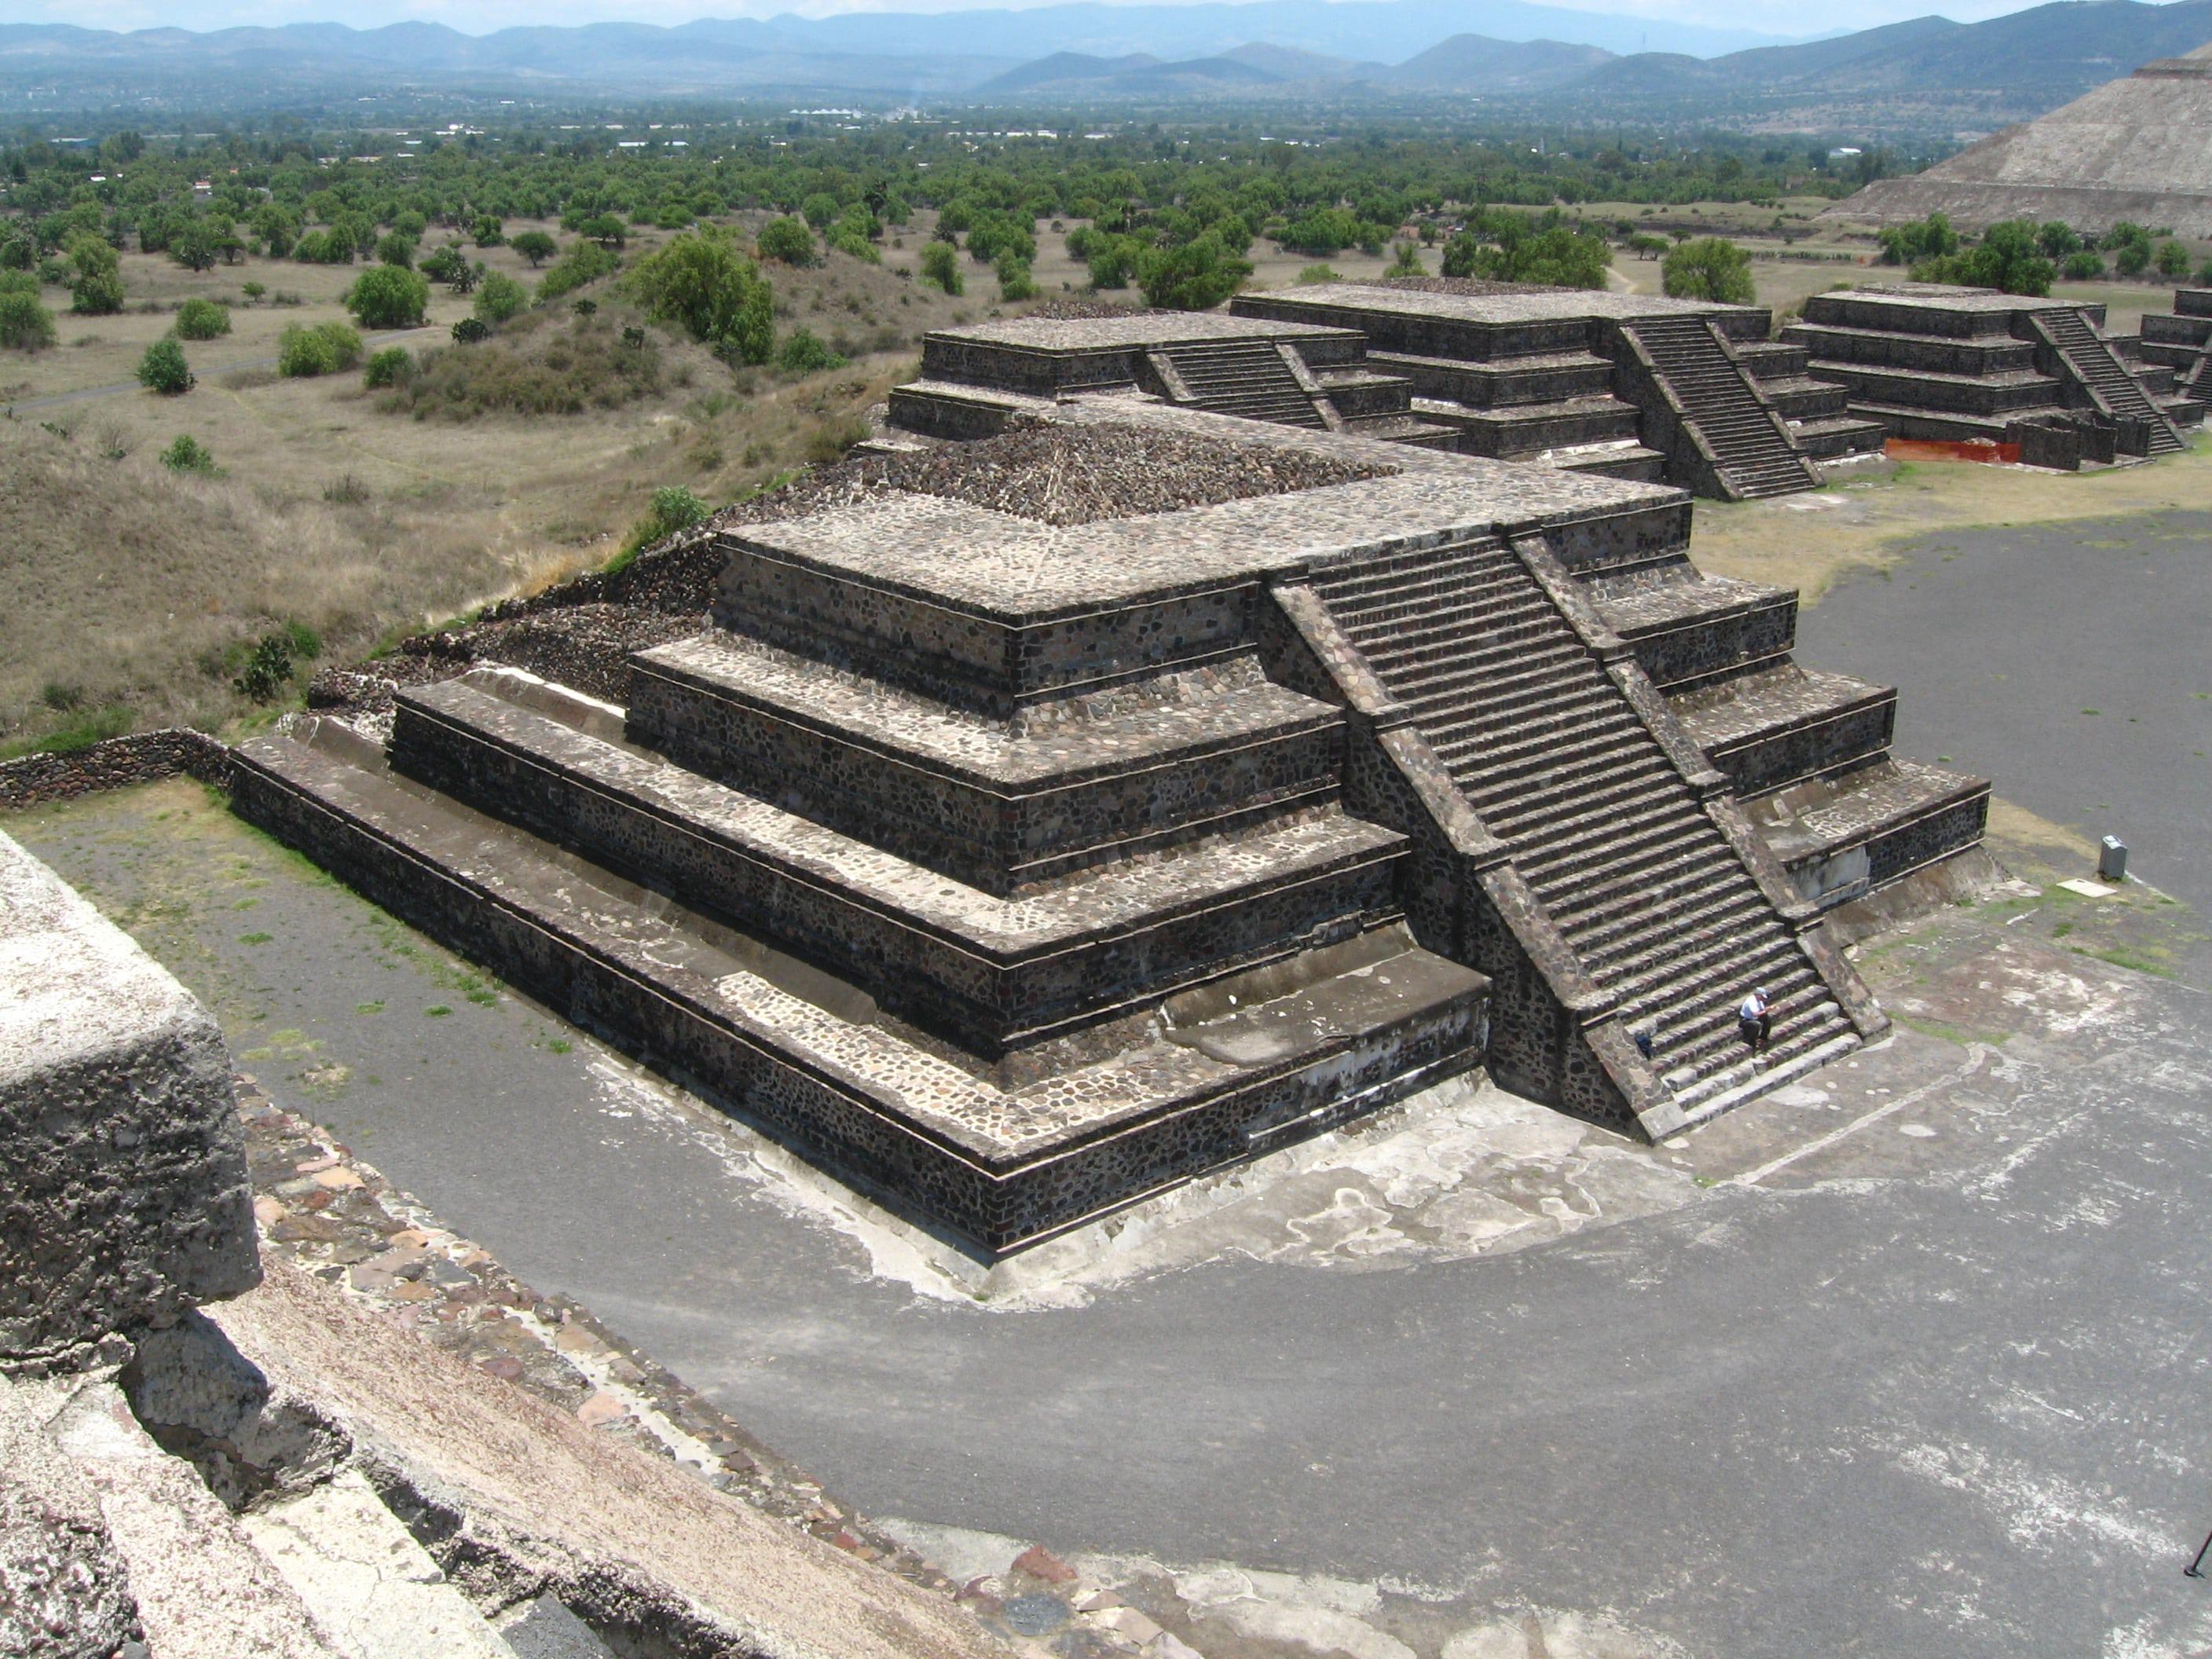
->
0 830 260 1374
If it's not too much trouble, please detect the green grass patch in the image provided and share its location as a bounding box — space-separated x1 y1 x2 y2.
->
423 1004 454 1018
2073 943 2175 980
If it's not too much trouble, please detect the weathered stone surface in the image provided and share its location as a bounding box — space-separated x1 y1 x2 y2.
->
211 1258 1012 1659
0 1373 141 1659
0 831 258 1370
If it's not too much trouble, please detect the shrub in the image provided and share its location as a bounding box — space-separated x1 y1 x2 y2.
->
2060 250 2104 281
1387 240 1423 277
451 317 491 345
537 241 621 302
1662 237 1755 304
613 484 713 566
361 346 412 388
995 254 1037 302
1295 263 1340 285
510 230 558 267
136 337 192 394
241 280 266 304
278 320 364 376
0 289 55 350
173 297 231 340
375 231 416 269
2155 240 2192 279
232 633 297 702
776 326 845 373
828 228 881 265
474 271 529 325
378 317 663 419
627 226 775 364
756 216 817 266
918 240 963 295
159 434 218 473
345 264 430 328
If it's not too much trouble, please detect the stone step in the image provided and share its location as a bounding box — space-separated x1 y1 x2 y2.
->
388 679 1408 1055
1539 821 1736 928
1489 771 1684 851
1518 796 1708 884
230 726 1489 1254
1318 563 1533 626
629 638 1350 895
1470 742 1677 830
1309 544 1518 605
1606 926 1804 1024
1576 876 1768 969
242 1470 522 1659
1436 697 1639 778
1670 1027 1861 1123
1352 598 1558 668
1656 976 1840 1082
1522 819 1717 913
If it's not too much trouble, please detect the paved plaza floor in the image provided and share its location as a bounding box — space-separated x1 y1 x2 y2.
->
9 504 2209 1659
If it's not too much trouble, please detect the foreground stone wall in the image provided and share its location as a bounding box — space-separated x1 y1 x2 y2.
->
0 831 259 1374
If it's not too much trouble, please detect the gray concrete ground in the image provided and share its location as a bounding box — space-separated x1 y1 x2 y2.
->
11 775 2211 1659
9 505 2210 1658
1795 506 2212 970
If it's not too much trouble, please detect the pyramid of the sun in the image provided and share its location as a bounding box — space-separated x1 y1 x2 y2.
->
1833 42 2212 236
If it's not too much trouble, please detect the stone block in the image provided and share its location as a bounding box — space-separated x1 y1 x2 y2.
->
0 833 257 1372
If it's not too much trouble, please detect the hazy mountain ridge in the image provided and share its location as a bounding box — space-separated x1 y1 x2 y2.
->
2 0 2207 118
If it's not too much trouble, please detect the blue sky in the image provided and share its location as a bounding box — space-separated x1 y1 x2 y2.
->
0 0 2092 44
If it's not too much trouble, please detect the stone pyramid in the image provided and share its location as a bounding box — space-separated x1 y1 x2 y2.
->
1833 41 2212 236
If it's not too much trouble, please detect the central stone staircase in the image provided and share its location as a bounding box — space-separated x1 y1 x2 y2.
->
1151 339 1329 429
1302 537 1859 1115
1619 316 1822 499
2032 306 2188 454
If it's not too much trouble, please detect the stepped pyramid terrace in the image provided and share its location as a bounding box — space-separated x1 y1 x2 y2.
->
237 376 1992 1254
1782 283 2200 462
894 291 1887 503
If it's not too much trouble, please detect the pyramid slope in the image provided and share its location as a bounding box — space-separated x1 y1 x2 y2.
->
1832 42 2212 235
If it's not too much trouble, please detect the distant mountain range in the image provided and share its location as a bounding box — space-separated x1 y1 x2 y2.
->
2 0 2208 123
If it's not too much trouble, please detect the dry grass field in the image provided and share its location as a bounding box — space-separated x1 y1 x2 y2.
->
4 197 2199 757
0 218 976 754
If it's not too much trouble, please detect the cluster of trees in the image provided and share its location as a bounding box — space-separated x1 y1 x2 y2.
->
1438 207 1610 289
1878 214 2210 294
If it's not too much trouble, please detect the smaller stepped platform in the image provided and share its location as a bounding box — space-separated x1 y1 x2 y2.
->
1232 282 1849 500
1786 284 2188 459
2123 286 2212 416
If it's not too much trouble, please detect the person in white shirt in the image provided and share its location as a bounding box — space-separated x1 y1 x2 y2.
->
1738 987 1771 1054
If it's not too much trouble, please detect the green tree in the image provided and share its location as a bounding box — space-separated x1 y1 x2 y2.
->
996 252 1038 302
173 297 232 339
1386 240 1423 277
136 336 192 394
1662 237 1755 304
375 231 417 269
510 230 558 267
2155 240 2192 279
0 285 56 351
169 219 219 273
474 271 529 325
756 216 816 266
627 226 775 364
1138 230 1251 310
2060 250 2104 280
800 192 841 229
577 214 627 249
68 236 124 315
345 264 430 329
918 240 963 295
2037 222 2082 258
